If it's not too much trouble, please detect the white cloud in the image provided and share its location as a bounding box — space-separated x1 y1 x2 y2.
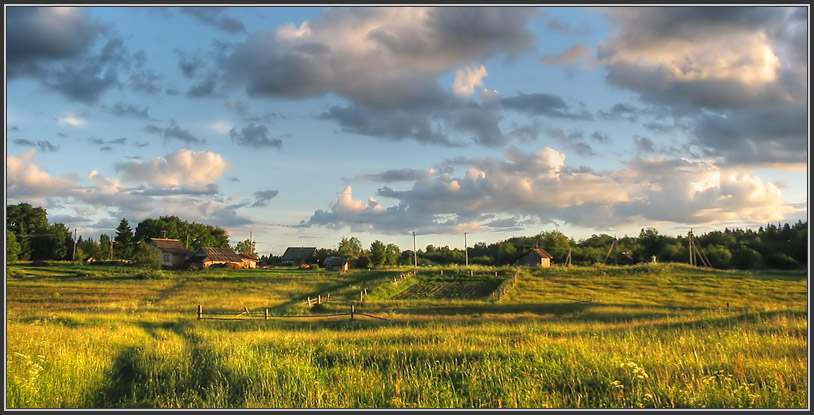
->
452 65 488 97
115 149 230 188
58 113 86 127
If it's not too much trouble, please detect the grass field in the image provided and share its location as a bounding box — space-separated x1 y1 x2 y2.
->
5 262 808 409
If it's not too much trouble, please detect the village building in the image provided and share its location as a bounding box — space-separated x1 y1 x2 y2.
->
149 238 192 269
514 248 553 267
187 247 244 269
323 256 352 271
280 247 317 266
240 253 259 269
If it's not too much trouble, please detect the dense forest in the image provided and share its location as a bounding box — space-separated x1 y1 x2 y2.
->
6 202 808 271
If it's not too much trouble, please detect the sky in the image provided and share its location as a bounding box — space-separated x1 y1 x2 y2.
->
4 4 809 257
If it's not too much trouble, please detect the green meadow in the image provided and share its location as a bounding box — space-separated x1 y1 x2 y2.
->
5 263 808 409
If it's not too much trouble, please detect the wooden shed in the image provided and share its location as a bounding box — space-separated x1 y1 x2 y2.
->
240 253 259 269
280 247 317 266
149 238 192 269
323 256 352 271
187 247 244 269
514 248 553 267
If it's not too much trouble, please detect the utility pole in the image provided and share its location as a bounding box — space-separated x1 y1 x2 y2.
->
464 232 469 267
413 231 417 269
72 228 77 261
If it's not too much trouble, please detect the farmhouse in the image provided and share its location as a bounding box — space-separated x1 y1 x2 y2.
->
323 256 352 271
149 238 192 269
280 247 317 266
515 248 553 267
187 247 244 269
240 253 259 269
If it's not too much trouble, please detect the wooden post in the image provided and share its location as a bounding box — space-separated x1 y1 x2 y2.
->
350 304 355 320
318 295 322 305
327 293 330 302
243 306 250 315
360 291 364 301
307 297 311 307
197 304 202 320
364 288 368 296
264 309 269 320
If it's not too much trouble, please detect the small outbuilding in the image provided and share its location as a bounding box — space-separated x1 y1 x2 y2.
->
187 247 244 269
514 248 553 267
323 256 352 271
240 253 259 269
149 238 192 269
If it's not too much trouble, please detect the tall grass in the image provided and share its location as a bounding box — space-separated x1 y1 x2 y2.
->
5 263 807 408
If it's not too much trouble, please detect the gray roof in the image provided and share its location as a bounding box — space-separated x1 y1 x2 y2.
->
323 256 351 267
149 238 192 256
280 247 317 262
189 247 243 262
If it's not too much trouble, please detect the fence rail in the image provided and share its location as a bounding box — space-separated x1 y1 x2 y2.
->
196 304 389 322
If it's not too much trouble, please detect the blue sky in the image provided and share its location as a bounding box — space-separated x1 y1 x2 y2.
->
5 5 809 256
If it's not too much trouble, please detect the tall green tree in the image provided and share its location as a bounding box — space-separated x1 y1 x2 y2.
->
99 234 112 260
114 218 135 260
234 239 256 256
6 203 49 260
369 240 387 266
338 236 362 257
7 230 21 262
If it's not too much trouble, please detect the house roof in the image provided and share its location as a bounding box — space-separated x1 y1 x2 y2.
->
240 253 258 261
190 247 243 262
280 247 317 262
149 238 192 255
527 248 553 259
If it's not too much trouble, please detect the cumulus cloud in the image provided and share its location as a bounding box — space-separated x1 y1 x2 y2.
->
452 65 488 97
229 123 283 148
596 6 807 167
114 149 230 190
7 150 78 199
306 146 799 235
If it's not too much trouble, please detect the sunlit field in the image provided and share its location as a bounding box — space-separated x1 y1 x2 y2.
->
5 263 807 409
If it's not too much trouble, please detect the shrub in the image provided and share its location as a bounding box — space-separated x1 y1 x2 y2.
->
765 253 799 270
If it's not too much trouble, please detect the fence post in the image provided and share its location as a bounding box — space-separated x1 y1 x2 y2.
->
364 288 368 296
360 291 364 301
197 304 202 320
327 293 331 302
351 304 355 320
307 297 312 307
318 295 322 305
265 309 269 320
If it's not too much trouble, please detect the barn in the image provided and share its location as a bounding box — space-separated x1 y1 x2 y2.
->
280 247 317 266
187 247 244 269
240 253 259 269
514 248 553 267
149 238 192 269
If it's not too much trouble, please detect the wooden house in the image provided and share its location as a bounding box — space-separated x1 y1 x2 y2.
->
323 256 352 271
514 248 553 267
149 238 192 269
240 253 259 269
187 247 244 269
280 247 317 266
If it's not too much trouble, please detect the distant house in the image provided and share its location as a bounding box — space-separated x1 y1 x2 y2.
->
515 248 553 267
280 247 317 266
149 238 192 269
187 247 244 269
323 256 352 271
240 253 259 269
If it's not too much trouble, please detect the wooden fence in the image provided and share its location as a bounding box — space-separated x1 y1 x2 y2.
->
195 304 390 322
490 272 519 301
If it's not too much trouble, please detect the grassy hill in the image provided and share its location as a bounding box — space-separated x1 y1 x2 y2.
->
5 262 807 408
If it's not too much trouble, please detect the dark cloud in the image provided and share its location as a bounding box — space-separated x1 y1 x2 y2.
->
129 70 161 94
642 121 674 133
319 104 459 147
502 93 593 120
598 103 639 122
251 190 280 207
181 7 246 34
6 7 104 77
13 139 60 152
545 128 595 157
357 168 426 183
229 124 283 148
89 137 127 146
163 121 206 145
186 72 220 98
107 103 155 120
591 131 610 143
633 135 656 153
176 50 204 78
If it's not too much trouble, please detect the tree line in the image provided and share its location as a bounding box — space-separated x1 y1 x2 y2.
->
6 203 232 263
7 202 807 270
261 223 807 271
